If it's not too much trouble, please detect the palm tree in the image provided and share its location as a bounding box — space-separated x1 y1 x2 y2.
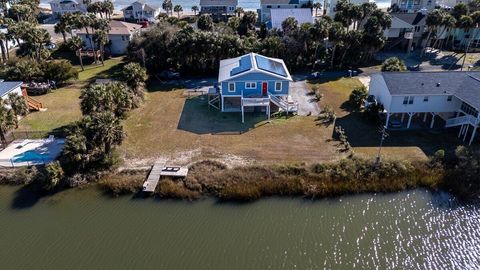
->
421 9 446 57
68 36 85 71
54 21 68 43
102 0 114 19
313 2 322 17
235 7 244 17
121 62 148 101
74 13 97 63
91 112 124 155
0 99 16 145
93 30 108 66
458 15 474 70
191 5 198 16
174 5 183 18
328 21 346 68
162 0 173 16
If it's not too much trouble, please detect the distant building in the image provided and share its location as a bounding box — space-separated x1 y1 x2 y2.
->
260 0 312 23
49 0 91 17
216 53 297 122
199 0 238 15
268 8 313 29
76 20 142 55
368 71 480 145
391 0 436 12
122 0 160 23
384 12 427 51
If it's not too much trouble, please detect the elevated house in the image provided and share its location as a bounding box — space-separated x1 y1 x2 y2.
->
368 71 480 145
384 13 427 51
259 0 312 23
122 0 160 23
199 0 238 16
76 20 142 55
215 53 297 122
49 0 92 17
268 8 313 29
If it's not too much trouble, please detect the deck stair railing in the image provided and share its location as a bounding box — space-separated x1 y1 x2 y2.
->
268 93 298 113
445 115 478 128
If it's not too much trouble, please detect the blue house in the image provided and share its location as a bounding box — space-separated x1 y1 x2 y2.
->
217 53 297 122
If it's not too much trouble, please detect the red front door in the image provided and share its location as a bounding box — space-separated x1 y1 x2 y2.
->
262 82 268 96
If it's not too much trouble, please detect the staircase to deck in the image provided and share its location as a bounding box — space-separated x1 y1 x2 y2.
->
445 115 478 128
269 93 298 113
21 88 44 111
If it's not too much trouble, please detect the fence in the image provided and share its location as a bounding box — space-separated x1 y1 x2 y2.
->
0 157 51 168
1 130 64 149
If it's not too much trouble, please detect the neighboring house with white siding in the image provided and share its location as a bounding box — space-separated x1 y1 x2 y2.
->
76 20 142 55
268 8 313 29
0 81 23 100
49 0 91 17
122 0 160 22
368 71 480 145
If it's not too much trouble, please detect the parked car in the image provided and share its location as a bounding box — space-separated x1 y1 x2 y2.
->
45 42 57 50
158 70 180 80
388 120 402 129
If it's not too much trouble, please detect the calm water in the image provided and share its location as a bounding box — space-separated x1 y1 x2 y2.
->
40 0 393 11
0 186 479 269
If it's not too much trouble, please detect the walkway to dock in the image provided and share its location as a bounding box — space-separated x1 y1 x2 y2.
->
142 161 165 192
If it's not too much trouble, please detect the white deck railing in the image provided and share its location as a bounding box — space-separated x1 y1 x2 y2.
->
242 97 270 107
445 114 478 128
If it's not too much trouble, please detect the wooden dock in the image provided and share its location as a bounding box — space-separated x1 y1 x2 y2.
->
142 161 165 192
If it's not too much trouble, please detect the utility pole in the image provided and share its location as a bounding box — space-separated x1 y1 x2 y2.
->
375 125 389 167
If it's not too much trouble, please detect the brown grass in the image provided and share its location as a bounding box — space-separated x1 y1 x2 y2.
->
99 170 146 195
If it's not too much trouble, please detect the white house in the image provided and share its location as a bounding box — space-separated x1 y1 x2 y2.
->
259 0 312 23
391 0 436 12
49 0 92 17
269 8 313 29
122 0 160 23
76 20 142 55
368 71 480 145
0 81 23 100
199 0 238 15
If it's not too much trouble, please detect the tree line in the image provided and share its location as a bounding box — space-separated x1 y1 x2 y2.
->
127 0 391 75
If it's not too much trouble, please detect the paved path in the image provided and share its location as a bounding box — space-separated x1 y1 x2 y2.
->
290 81 321 116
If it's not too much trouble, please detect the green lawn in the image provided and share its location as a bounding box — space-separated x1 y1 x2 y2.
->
76 57 126 81
17 57 127 133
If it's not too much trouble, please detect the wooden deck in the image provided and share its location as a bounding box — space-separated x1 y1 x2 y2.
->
142 161 165 192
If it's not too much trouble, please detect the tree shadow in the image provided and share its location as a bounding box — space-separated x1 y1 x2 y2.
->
177 96 269 135
10 181 65 210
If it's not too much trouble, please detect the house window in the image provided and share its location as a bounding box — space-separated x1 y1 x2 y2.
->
267 5 271 8
447 95 453 101
423 96 429 102
275 82 282 92
228 82 235 92
245 82 257 89
403 96 414 104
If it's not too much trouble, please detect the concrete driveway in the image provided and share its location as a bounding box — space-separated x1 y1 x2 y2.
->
290 81 320 116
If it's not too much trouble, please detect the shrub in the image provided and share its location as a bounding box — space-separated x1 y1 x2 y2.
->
156 179 201 200
44 161 64 190
100 170 145 195
317 105 336 125
381 57 406 72
42 60 79 85
349 86 368 109
197 14 213 31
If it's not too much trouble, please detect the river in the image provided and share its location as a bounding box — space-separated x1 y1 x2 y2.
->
0 186 479 269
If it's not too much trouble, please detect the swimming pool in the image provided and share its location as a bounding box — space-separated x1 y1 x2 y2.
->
12 150 51 163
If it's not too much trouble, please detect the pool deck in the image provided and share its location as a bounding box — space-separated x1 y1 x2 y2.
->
0 139 65 167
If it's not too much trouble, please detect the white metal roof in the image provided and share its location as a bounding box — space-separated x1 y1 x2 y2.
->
218 53 293 83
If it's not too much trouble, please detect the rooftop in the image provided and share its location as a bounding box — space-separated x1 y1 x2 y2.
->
391 12 426 26
261 0 301 5
0 81 22 97
380 71 480 109
218 53 292 82
76 20 142 35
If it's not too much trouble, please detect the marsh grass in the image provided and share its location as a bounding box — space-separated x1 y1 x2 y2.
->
100 158 444 201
